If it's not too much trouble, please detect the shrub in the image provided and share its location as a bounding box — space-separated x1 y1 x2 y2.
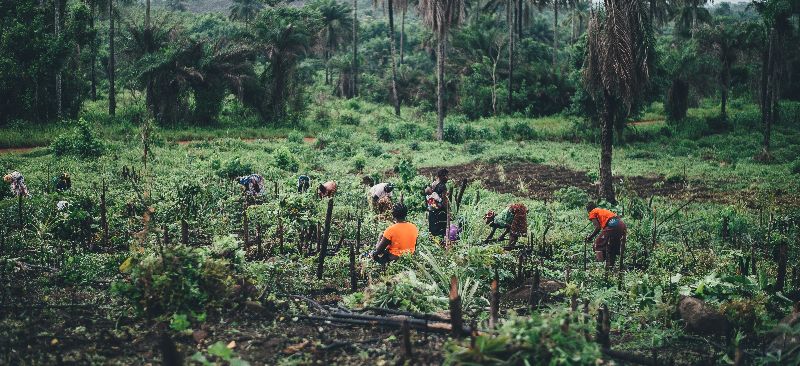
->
352 154 366 173
443 124 465 144
791 159 800 175
364 144 384 157
445 309 601 365
344 271 447 313
409 141 420 151
554 186 589 209
112 235 252 318
394 159 417 183
338 112 361 126
511 121 536 140
287 131 304 144
464 141 486 155
51 119 105 158
216 158 253 179
377 126 394 142
273 147 300 172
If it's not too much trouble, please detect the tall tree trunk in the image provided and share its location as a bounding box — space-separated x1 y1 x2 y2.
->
507 0 514 112
400 7 406 64
762 30 775 157
553 1 558 74
516 0 522 36
146 0 151 28
600 91 616 204
55 0 62 119
108 0 116 116
387 0 401 116
325 25 332 85
721 63 729 118
690 5 697 39
650 0 656 29
352 0 359 97
89 0 97 100
436 24 446 140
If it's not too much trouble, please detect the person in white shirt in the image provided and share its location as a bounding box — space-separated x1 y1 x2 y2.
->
369 182 395 205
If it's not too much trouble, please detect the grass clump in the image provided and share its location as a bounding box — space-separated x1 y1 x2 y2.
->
50 119 105 158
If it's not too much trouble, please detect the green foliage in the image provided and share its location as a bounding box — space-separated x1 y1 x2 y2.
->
352 153 366 172
215 158 253 179
464 141 486 155
443 124 465 144
191 341 251 366
51 119 105 158
287 131 304 144
445 309 601 365
347 270 448 313
111 235 251 318
393 159 417 183
679 272 760 302
338 111 360 126
791 159 800 175
376 126 394 142
554 186 589 209
273 146 300 172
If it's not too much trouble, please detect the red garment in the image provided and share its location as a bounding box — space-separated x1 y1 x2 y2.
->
588 208 617 229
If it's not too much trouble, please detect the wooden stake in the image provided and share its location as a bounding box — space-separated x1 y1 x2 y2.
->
455 179 468 212
356 210 363 252
317 198 334 279
489 274 499 328
181 219 189 245
101 180 108 246
243 198 250 246
162 224 170 244
17 194 23 229
402 318 413 359
449 276 463 338
349 236 357 292
777 241 788 292
596 304 610 349
528 268 541 311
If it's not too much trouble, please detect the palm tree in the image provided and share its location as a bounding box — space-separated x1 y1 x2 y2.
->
418 0 466 140
583 0 653 203
673 0 710 38
55 0 63 119
313 0 353 86
229 0 264 24
698 20 745 119
649 0 673 31
562 0 588 43
108 0 116 116
352 0 359 96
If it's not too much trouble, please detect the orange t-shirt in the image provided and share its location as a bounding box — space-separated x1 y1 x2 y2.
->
383 222 419 256
588 208 617 229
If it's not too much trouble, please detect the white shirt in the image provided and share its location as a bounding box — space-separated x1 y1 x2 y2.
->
370 183 393 199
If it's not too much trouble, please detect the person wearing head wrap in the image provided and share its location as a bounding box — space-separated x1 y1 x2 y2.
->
318 181 337 198
238 174 266 196
297 175 310 193
3 171 30 197
483 203 527 248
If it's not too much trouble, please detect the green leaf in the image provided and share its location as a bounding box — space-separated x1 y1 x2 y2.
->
207 341 234 360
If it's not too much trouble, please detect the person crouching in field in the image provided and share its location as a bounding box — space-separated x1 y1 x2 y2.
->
371 203 418 264
483 203 528 249
318 181 337 198
425 169 449 239
238 174 266 196
297 175 310 193
369 182 395 212
584 202 626 267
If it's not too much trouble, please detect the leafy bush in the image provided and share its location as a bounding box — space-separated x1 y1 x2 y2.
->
443 124 465 144
112 235 252 318
216 158 253 179
511 121 536 140
287 131 304 144
345 270 447 313
364 143 383 157
52 194 97 244
393 159 417 183
352 153 366 172
273 146 300 172
464 142 486 155
444 309 601 365
554 186 589 209
377 126 394 142
51 119 105 158
791 159 800 175
409 141 420 151
338 112 360 126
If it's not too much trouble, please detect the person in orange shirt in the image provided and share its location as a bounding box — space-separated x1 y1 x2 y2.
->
584 202 626 266
372 203 419 264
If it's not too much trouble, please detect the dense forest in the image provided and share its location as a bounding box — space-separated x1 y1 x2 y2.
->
2 0 800 365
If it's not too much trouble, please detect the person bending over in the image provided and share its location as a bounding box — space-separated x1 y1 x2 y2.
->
372 203 418 264
318 181 337 198
584 202 627 267
483 203 528 248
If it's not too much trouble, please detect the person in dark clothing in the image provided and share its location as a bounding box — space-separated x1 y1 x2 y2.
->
54 173 71 191
584 202 627 267
297 175 310 193
425 169 449 238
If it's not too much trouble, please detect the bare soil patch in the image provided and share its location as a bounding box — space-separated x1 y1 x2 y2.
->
418 161 716 201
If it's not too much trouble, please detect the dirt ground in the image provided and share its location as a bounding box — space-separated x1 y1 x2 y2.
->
418 161 716 202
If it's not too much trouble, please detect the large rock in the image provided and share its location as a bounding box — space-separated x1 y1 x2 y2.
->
678 296 731 336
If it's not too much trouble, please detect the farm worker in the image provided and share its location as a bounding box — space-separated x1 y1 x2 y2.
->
584 202 627 266
238 174 266 196
297 175 310 193
372 203 418 264
3 171 30 197
425 169 449 238
369 182 395 205
483 203 528 248
318 181 337 198
54 173 71 191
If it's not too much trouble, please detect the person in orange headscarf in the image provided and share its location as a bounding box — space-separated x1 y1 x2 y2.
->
584 202 626 267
